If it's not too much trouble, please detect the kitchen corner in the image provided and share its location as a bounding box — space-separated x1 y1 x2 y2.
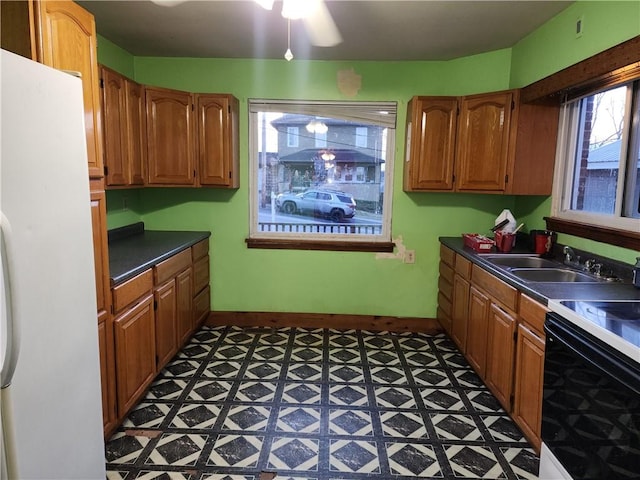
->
108 222 210 286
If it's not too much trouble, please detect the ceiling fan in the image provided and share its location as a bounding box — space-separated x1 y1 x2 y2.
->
150 0 342 49
255 0 342 48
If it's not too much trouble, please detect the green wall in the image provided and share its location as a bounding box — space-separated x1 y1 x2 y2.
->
97 1 640 317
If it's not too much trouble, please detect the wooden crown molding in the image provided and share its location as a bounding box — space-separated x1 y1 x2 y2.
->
521 36 640 103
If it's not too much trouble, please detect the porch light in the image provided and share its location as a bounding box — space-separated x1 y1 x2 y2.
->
306 120 328 134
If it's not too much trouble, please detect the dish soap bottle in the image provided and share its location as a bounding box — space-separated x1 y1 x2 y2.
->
633 257 640 288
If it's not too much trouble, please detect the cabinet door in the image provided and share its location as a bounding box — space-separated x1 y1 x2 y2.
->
90 183 110 319
154 279 177 371
114 294 156 416
101 66 128 186
466 286 489 377
36 1 103 178
126 79 146 185
196 94 239 187
451 275 470 352
146 87 195 185
176 267 193 347
513 323 545 453
404 97 457 191
485 303 517 411
98 310 117 436
455 91 513 192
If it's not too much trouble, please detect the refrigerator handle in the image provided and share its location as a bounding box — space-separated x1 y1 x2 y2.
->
0 213 20 390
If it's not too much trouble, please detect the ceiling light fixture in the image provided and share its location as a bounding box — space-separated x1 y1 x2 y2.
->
284 19 293 61
281 0 320 20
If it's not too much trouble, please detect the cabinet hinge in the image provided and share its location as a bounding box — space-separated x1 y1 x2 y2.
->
452 174 455 184
100 78 104 89
229 171 232 179
194 169 197 178
509 393 515 408
110 304 114 315
513 330 517 342
192 104 195 111
153 300 157 311
104 165 109 177
505 174 509 184
511 100 515 110
228 105 231 114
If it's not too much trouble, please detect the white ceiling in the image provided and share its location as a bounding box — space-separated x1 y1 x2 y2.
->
79 0 573 61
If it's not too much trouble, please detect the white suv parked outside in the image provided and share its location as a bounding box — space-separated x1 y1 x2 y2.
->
276 188 357 222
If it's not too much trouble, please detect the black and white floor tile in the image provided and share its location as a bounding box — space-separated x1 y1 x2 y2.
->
105 326 539 479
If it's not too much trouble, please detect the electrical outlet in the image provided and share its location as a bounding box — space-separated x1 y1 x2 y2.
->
576 15 584 38
404 250 416 264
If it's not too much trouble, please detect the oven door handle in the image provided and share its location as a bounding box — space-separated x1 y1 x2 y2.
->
545 313 640 393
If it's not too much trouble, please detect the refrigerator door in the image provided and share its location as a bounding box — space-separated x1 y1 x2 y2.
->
0 50 105 479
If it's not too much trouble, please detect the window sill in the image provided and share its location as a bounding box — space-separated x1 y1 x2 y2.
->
544 216 640 250
246 238 395 252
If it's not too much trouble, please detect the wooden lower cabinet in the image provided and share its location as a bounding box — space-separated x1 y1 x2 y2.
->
466 286 490 377
485 303 517 411
513 323 545 452
154 278 178 371
98 310 117 435
438 245 548 454
451 274 470 352
114 293 156 416
194 286 211 326
176 267 194 346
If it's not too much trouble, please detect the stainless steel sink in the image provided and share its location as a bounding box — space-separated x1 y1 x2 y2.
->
485 256 559 269
509 268 602 283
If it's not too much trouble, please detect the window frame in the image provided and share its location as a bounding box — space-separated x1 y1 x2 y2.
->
551 81 640 234
246 99 397 252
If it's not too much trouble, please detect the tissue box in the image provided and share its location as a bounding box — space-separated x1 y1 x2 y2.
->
462 233 495 252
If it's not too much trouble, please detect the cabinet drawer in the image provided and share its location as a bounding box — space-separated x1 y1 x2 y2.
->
472 265 518 311
438 291 452 318
193 285 210 325
439 260 454 284
192 238 209 261
454 255 472 280
440 244 455 267
519 294 548 336
154 249 191 284
193 255 210 294
438 275 453 301
112 269 153 313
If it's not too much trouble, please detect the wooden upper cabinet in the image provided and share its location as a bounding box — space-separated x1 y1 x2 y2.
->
125 79 146 185
145 86 195 185
455 91 513 192
35 1 103 179
404 96 457 191
101 66 128 185
404 90 559 195
100 65 146 187
196 94 240 188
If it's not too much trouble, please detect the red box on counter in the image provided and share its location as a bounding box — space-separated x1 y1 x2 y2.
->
462 233 495 252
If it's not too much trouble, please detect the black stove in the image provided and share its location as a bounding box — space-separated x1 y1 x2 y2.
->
548 299 640 362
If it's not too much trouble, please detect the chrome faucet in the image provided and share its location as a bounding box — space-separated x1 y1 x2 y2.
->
563 246 580 267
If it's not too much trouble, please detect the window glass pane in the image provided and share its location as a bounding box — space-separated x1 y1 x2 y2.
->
254 107 391 237
570 86 627 214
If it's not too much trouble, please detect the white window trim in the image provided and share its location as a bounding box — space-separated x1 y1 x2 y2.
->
248 99 396 244
551 92 640 233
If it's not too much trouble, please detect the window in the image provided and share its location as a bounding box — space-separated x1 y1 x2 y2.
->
287 127 299 147
552 80 640 231
248 100 396 250
315 131 327 148
355 126 368 148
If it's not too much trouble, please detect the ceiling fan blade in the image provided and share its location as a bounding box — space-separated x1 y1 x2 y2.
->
303 0 342 47
149 0 188 7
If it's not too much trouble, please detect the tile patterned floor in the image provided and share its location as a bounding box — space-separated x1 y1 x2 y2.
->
105 326 539 480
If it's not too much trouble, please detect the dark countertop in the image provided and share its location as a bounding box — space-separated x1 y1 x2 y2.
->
440 237 640 305
109 223 211 286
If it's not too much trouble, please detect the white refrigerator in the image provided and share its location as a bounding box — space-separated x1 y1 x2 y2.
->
0 50 106 479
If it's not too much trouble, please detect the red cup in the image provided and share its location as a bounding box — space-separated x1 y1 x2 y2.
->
495 231 515 252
